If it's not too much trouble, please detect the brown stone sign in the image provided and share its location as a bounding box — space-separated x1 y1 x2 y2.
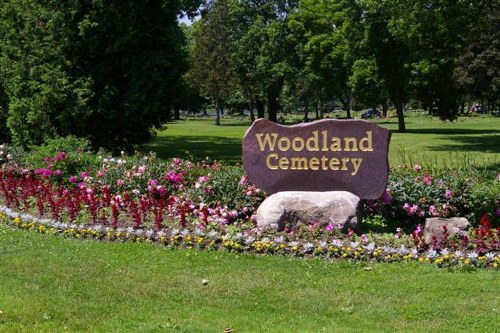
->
242 119 391 199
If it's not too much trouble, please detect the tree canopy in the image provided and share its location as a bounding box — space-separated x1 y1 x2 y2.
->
0 0 497 148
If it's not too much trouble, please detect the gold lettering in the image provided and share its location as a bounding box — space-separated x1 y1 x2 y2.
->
292 137 305 152
255 133 278 151
341 157 349 170
329 157 340 170
278 137 291 151
343 137 358 151
321 130 329 151
359 131 373 151
265 153 279 170
321 155 329 170
330 137 342 151
279 157 289 170
350 158 362 176
306 130 319 151
309 157 320 170
290 157 309 170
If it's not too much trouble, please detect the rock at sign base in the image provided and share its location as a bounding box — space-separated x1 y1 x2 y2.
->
256 191 362 232
424 217 470 244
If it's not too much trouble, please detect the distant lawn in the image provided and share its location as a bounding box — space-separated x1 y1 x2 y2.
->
142 115 500 169
1 224 499 333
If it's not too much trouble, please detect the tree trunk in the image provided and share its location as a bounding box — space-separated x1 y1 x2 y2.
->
215 98 221 126
267 89 279 123
303 101 309 122
249 101 255 122
318 89 324 119
173 107 180 120
394 99 406 132
256 96 265 118
382 100 388 118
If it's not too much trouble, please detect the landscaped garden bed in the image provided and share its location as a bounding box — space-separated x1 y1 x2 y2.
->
1 137 498 270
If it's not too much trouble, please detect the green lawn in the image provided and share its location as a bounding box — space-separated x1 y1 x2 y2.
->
1 224 499 333
2 114 499 332
142 115 500 169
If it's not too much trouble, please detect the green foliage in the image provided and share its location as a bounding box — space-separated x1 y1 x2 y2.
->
367 165 500 231
0 0 189 152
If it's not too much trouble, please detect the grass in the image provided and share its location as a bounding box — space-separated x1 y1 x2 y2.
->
1 224 499 333
142 114 500 169
2 113 499 332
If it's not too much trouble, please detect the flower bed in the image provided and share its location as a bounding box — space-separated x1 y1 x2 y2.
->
0 138 499 269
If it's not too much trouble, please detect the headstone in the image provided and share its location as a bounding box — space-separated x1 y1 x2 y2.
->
256 191 361 232
423 217 470 244
242 119 391 199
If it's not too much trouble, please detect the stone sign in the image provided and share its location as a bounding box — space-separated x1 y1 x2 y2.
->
242 118 391 199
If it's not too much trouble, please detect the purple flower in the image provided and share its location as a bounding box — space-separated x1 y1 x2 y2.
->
444 190 453 200
381 190 392 205
495 208 500 217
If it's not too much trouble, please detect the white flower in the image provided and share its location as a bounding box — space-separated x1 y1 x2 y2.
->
319 241 328 249
485 252 495 261
440 248 450 256
145 229 154 238
363 243 376 252
466 252 478 260
454 250 463 258
303 242 314 251
245 236 255 245
397 246 409 255
273 236 285 244
207 230 219 239
427 249 437 258
194 229 205 237
331 239 343 248
350 241 360 249
127 227 134 233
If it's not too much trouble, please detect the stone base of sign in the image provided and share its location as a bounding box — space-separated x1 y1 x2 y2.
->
256 191 362 232
423 217 470 244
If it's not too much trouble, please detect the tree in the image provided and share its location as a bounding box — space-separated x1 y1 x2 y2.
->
187 0 238 125
0 0 196 151
454 0 499 112
235 0 299 122
291 0 367 119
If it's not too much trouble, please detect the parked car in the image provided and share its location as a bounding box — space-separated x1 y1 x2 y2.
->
361 108 380 119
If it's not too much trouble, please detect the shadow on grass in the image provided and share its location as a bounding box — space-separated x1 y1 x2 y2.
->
143 135 243 164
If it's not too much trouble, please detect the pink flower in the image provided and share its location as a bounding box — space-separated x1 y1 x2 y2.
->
198 176 209 183
116 179 124 186
495 208 500 217
361 234 369 243
444 190 453 200
80 172 88 179
429 205 439 216
423 174 432 186
413 164 421 172
55 151 66 161
54 169 62 176
324 224 335 232
239 175 249 186
69 175 77 183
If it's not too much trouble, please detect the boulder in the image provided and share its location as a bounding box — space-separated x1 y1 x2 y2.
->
424 217 470 244
256 191 362 232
